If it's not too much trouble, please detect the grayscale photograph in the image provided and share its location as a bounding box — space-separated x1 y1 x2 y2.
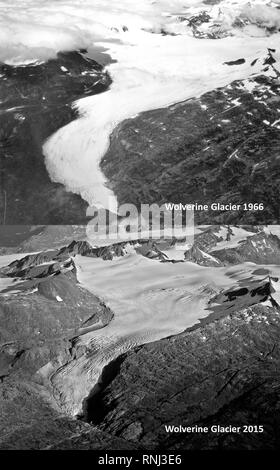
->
1 224 280 452
0 0 280 458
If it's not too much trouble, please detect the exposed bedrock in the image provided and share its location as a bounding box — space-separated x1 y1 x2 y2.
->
0 253 113 419
0 274 113 373
0 374 139 450
0 51 111 224
185 228 280 266
101 54 280 225
83 303 280 450
0 247 119 448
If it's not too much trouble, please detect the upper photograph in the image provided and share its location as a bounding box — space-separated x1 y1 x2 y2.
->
0 0 280 225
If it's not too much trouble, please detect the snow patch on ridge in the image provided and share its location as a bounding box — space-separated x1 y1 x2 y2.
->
211 227 256 251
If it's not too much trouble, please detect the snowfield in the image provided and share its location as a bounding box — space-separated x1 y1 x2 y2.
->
48 252 280 415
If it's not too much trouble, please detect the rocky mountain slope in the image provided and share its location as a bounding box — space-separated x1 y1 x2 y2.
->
101 50 280 224
0 246 118 449
90 302 280 450
0 225 89 254
185 225 280 265
211 230 280 264
0 51 111 224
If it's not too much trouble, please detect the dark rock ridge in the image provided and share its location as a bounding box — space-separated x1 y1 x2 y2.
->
0 51 111 224
0 240 165 279
0 238 169 270
84 303 280 450
101 51 280 224
224 58 246 66
0 250 65 278
211 231 280 264
183 227 280 267
177 8 280 39
59 239 169 261
59 239 130 260
147 5 280 39
184 244 222 266
1 226 279 274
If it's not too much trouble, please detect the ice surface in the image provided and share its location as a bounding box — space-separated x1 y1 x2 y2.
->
47 252 280 415
75 252 233 333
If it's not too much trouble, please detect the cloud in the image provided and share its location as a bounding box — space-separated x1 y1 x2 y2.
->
240 3 280 29
0 0 158 64
0 0 279 64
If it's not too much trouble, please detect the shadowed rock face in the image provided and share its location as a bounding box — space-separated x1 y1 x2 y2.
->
0 376 139 450
0 51 111 224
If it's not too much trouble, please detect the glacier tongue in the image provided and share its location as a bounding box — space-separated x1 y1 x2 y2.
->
31 0 279 210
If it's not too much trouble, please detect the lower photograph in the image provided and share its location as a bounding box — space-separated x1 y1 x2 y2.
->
0 224 280 452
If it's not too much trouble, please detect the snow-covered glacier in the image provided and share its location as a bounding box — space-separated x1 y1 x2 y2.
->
1 0 280 210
